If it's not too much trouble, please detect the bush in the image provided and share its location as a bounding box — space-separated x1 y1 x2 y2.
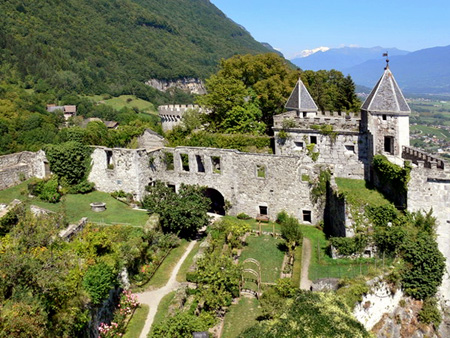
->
330 235 367 256
418 297 441 327
82 263 116 305
366 204 398 227
69 180 95 194
276 210 289 224
39 176 61 203
237 212 251 220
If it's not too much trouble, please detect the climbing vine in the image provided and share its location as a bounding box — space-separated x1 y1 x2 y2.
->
311 124 338 144
372 155 411 196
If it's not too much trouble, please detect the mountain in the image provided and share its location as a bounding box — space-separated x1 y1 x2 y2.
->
344 45 450 94
292 47 330 59
0 0 270 94
290 46 409 71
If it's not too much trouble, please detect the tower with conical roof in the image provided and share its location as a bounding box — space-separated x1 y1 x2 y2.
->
361 63 410 158
285 78 318 117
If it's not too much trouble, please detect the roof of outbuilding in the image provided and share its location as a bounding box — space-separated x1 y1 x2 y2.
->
361 67 410 114
285 79 318 112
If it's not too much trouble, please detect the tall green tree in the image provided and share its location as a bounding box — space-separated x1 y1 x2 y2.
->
197 53 299 133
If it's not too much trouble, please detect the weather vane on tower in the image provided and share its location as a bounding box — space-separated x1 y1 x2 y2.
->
383 52 389 69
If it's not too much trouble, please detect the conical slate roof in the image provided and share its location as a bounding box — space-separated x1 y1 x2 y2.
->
361 67 410 114
285 79 318 111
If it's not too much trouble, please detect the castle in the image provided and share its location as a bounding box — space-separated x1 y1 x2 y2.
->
1 65 449 302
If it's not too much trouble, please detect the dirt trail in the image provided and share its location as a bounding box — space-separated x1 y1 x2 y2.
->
136 240 197 338
300 237 312 290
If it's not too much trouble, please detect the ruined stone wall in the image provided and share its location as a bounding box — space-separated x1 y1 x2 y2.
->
89 146 324 222
0 151 47 190
407 162 450 302
274 130 366 179
158 105 205 132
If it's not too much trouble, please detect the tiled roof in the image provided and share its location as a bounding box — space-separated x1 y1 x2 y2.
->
285 79 318 112
361 67 410 114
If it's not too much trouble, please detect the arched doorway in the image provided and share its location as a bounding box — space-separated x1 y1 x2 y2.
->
204 188 225 215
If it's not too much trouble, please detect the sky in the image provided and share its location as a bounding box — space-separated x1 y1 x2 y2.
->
211 0 450 59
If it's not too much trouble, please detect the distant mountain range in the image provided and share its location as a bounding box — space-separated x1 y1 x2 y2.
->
291 46 409 71
291 45 450 95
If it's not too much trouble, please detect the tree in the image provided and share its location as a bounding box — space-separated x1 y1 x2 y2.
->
44 141 92 185
141 181 211 238
279 213 302 257
197 53 299 133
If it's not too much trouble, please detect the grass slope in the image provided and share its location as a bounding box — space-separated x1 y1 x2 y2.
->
0 181 149 226
123 304 149 338
222 297 261 338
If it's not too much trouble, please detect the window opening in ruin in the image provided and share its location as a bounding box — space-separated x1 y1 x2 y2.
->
256 165 266 178
310 136 317 144
384 136 394 154
294 141 304 149
345 145 355 153
382 114 387 121
163 152 174 170
259 206 268 215
303 210 312 223
180 153 189 171
168 184 176 192
196 155 205 173
211 156 221 174
106 150 113 167
303 112 307 118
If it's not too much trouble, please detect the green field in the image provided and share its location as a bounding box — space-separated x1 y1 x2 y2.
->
0 181 149 226
123 304 149 338
87 94 157 113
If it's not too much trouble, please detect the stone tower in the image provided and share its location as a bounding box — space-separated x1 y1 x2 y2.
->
361 65 410 158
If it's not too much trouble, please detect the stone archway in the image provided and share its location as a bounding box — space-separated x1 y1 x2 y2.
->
204 188 225 215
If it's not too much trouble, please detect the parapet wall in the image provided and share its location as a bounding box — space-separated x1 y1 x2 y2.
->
0 151 47 190
402 146 445 169
273 110 361 132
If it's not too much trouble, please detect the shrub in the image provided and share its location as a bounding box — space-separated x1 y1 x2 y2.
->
82 263 116 305
418 297 441 327
330 235 367 256
69 180 95 194
39 176 61 203
366 204 398 227
237 212 251 220
276 210 289 224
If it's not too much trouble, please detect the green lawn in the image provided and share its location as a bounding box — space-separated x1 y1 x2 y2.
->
176 241 201 282
123 304 149 338
221 297 261 338
0 182 149 226
239 234 285 283
149 291 177 337
86 94 157 113
134 239 190 291
291 245 302 287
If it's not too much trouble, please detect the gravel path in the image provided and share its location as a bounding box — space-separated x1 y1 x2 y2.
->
136 240 197 338
300 237 312 290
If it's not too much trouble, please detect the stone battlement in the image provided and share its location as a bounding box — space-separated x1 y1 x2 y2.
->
402 146 445 170
158 104 201 117
273 111 361 133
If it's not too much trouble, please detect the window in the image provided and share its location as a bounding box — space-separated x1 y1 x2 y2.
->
303 112 307 118
294 141 304 149
196 155 205 173
259 206 268 215
106 150 113 167
256 165 266 178
384 136 394 154
180 153 189 171
168 184 176 192
382 114 387 121
310 136 317 144
164 152 174 170
303 210 312 223
211 156 221 174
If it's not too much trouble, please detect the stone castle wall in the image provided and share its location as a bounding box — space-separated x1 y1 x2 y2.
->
0 151 47 190
407 161 450 302
89 146 324 222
